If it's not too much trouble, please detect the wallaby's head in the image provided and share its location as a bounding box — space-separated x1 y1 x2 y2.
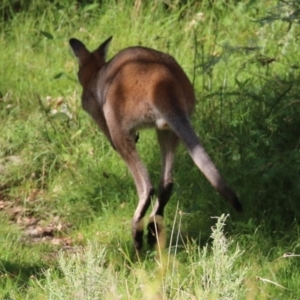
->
69 36 112 86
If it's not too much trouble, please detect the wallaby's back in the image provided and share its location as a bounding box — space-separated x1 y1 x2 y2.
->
89 46 196 131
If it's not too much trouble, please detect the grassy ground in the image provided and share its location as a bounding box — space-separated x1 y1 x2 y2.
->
1 0 300 299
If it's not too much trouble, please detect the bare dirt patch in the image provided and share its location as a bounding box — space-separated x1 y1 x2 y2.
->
0 191 74 248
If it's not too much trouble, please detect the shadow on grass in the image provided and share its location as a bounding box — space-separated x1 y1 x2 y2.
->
0 259 47 293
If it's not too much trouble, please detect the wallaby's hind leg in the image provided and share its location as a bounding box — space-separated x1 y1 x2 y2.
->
147 130 179 247
107 124 154 251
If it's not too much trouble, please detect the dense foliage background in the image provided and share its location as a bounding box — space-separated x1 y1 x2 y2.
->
1 0 300 298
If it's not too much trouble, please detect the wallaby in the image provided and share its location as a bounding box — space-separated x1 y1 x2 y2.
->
69 36 242 251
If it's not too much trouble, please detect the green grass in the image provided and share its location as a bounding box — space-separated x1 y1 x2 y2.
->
1 0 300 298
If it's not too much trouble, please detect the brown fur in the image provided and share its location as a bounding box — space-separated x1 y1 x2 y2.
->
69 37 242 251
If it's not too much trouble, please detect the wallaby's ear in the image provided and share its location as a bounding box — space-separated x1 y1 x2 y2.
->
96 36 113 61
69 38 90 65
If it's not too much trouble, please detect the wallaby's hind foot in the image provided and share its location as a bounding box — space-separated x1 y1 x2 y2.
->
133 229 144 252
147 215 165 249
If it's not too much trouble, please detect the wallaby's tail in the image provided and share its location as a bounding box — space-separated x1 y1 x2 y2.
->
169 115 243 212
